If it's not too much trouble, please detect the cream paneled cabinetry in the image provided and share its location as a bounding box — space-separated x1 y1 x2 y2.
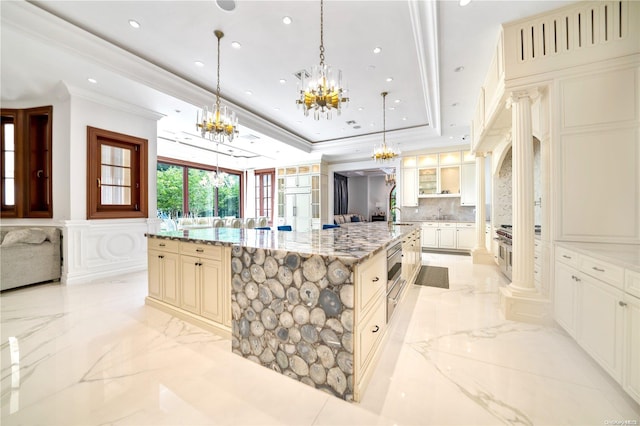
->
402 229 421 283
553 244 640 404
401 157 418 207
277 164 327 230
146 238 231 335
354 249 388 401
456 223 476 250
421 222 475 252
402 150 475 205
148 239 180 305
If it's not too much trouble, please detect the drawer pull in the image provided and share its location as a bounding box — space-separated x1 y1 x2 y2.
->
619 301 627 307
592 266 605 272
196 248 204 253
562 255 572 259
372 277 380 282
159 243 166 247
158 255 164 259
372 325 380 333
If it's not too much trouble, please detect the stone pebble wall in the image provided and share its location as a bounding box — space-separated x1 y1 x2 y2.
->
230 246 358 401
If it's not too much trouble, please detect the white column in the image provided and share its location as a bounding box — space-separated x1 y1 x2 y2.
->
507 90 537 294
472 153 492 264
474 153 486 249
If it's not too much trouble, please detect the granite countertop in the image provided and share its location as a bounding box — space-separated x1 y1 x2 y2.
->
556 241 640 272
147 222 420 262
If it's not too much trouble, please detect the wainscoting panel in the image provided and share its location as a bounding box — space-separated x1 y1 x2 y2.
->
62 219 152 285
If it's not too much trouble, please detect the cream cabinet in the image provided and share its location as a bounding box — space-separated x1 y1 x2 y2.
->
146 238 231 336
456 223 476 250
402 229 421 283
622 285 640 404
401 166 418 207
354 248 387 401
553 244 639 404
147 239 180 305
460 163 476 206
421 222 474 252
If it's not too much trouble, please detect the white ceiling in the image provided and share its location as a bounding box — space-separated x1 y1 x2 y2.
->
1 0 574 170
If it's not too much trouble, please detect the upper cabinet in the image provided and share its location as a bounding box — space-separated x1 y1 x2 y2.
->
401 149 475 206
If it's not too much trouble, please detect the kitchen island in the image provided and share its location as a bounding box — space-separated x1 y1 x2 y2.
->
146 221 421 402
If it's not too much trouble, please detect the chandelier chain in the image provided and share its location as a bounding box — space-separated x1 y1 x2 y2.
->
382 92 387 145
216 32 222 111
319 0 325 66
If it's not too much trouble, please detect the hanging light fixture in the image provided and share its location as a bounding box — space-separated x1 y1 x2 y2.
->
196 30 238 143
372 92 400 162
385 173 396 186
296 0 349 119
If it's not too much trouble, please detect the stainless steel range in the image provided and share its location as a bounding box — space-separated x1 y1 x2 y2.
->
495 225 541 280
496 225 513 279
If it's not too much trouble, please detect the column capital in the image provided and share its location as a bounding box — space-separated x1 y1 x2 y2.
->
505 88 540 109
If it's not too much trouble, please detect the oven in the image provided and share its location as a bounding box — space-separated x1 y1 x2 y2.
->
386 241 405 322
497 225 513 280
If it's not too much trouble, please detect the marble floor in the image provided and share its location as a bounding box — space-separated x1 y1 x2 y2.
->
1 252 638 425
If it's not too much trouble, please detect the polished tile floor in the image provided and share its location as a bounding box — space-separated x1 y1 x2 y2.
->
1 252 639 425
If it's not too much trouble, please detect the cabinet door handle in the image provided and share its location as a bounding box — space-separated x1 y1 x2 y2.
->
562 255 572 259
196 248 204 253
159 243 166 247
158 255 164 259
592 266 605 272
372 325 380 333
372 277 380 282
619 301 627 307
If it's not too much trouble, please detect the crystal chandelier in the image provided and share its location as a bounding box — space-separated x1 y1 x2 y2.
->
296 0 349 119
210 143 228 188
385 173 396 186
372 92 400 162
196 30 238 143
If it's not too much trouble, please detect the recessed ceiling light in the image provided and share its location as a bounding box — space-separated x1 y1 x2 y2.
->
358 107 364 111
454 66 465 72
279 79 287 84
274 107 280 111
245 90 253 95
128 19 140 29
216 0 236 12
402 117 407 121
194 61 204 67
373 46 382 54
386 77 393 82
231 41 242 49
449 136 454 139
389 107 395 111
459 0 472 6
394 99 401 104
87 78 97 84
282 16 292 25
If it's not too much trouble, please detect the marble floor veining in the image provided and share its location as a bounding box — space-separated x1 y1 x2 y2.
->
1 252 639 425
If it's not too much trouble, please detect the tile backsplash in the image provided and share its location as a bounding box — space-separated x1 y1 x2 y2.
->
401 197 476 222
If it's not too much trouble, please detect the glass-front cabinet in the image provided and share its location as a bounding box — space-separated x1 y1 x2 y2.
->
276 163 327 230
402 149 474 202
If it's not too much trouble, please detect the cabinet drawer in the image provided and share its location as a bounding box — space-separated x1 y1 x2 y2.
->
579 255 624 290
422 222 438 228
356 296 386 372
357 250 386 315
439 222 456 228
456 222 474 228
148 238 179 253
626 270 640 299
556 246 578 268
180 242 223 260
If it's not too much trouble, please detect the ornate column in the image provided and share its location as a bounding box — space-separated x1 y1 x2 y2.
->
500 88 551 324
472 152 492 264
